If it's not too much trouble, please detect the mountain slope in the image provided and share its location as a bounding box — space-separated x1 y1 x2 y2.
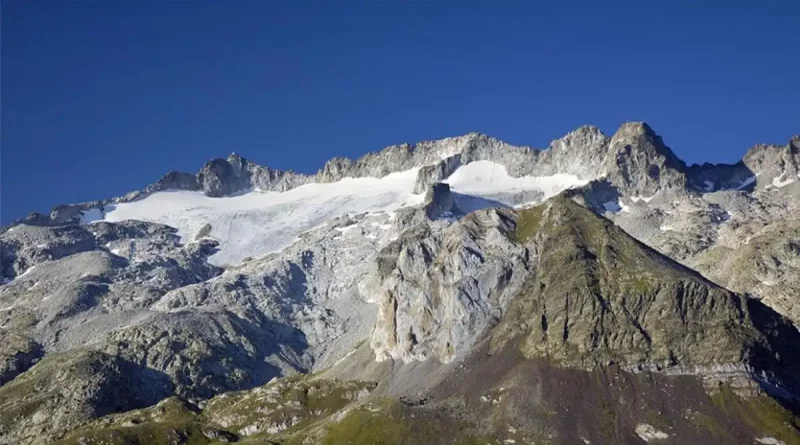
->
42 197 800 445
2 122 800 444
491 197 799 392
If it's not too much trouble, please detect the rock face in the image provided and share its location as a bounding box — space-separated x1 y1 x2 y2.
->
368 208 529 362
496 197 749 369
0 220 307 406
692 213 800 325
0 333 42 386
491 198 799 395
602 122 688 195
2 122 800 444
366 195 799 395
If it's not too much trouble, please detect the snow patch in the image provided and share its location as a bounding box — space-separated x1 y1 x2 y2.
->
331 347 359 367
736 174 758 190
703 180 714 192
659 225 674 231
713 212 731 223
635 424 669 442
401 193 427 207
17 266 36 279
79 208 104 224
443 161 588 203
630 194 656 204
333 225 360 234
756 438 786 445
103 169 423 265
772 173 795 188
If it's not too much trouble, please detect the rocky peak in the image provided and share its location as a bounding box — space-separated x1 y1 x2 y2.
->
17 124 796 234
742 137 800 181
609 122 685 167
551 125 607 151
491 196 800 394
790 134 800 151
527 125 610 178
196 156 251 197
601 121 688 195
317 156 355 182
147 171 201 194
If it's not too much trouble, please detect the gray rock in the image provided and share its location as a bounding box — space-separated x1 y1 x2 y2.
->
0 333 42 386
424 183 454 219
368 208 529 362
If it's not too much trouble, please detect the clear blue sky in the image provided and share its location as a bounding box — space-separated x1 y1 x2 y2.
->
2 2 799 224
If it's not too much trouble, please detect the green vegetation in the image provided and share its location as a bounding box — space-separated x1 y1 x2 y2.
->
492 196 758 371
53 422 231 445
599 398 618 444
51 397 227 445
642 406 672 433
204 374 377 435
515 205 546 242
710 385 800 445
321 399 480 445
53 376 378 445
0 349 103 430
687 410 730 440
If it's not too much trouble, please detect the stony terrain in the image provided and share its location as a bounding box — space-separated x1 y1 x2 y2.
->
1 122 799 444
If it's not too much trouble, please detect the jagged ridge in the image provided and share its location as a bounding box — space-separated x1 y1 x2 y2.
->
17 122 800 227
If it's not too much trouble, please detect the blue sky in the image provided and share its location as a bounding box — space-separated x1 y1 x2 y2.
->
2 2 799 224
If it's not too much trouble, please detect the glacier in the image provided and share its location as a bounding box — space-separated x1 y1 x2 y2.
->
86 161 589 265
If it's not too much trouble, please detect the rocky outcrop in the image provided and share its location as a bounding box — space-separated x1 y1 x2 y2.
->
0 224 97 278
742 137 800 187
489 197 800 397
692 213 800 325
423 183 454 218
602 122 688 195
0 333 42 386
0 350 172 444
687 135 800 192
363 193 800 398
368 208 529 362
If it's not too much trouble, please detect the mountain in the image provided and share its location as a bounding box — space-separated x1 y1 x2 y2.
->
1 122 799 444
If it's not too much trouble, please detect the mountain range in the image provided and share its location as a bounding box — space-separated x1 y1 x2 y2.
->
1 122 799 445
